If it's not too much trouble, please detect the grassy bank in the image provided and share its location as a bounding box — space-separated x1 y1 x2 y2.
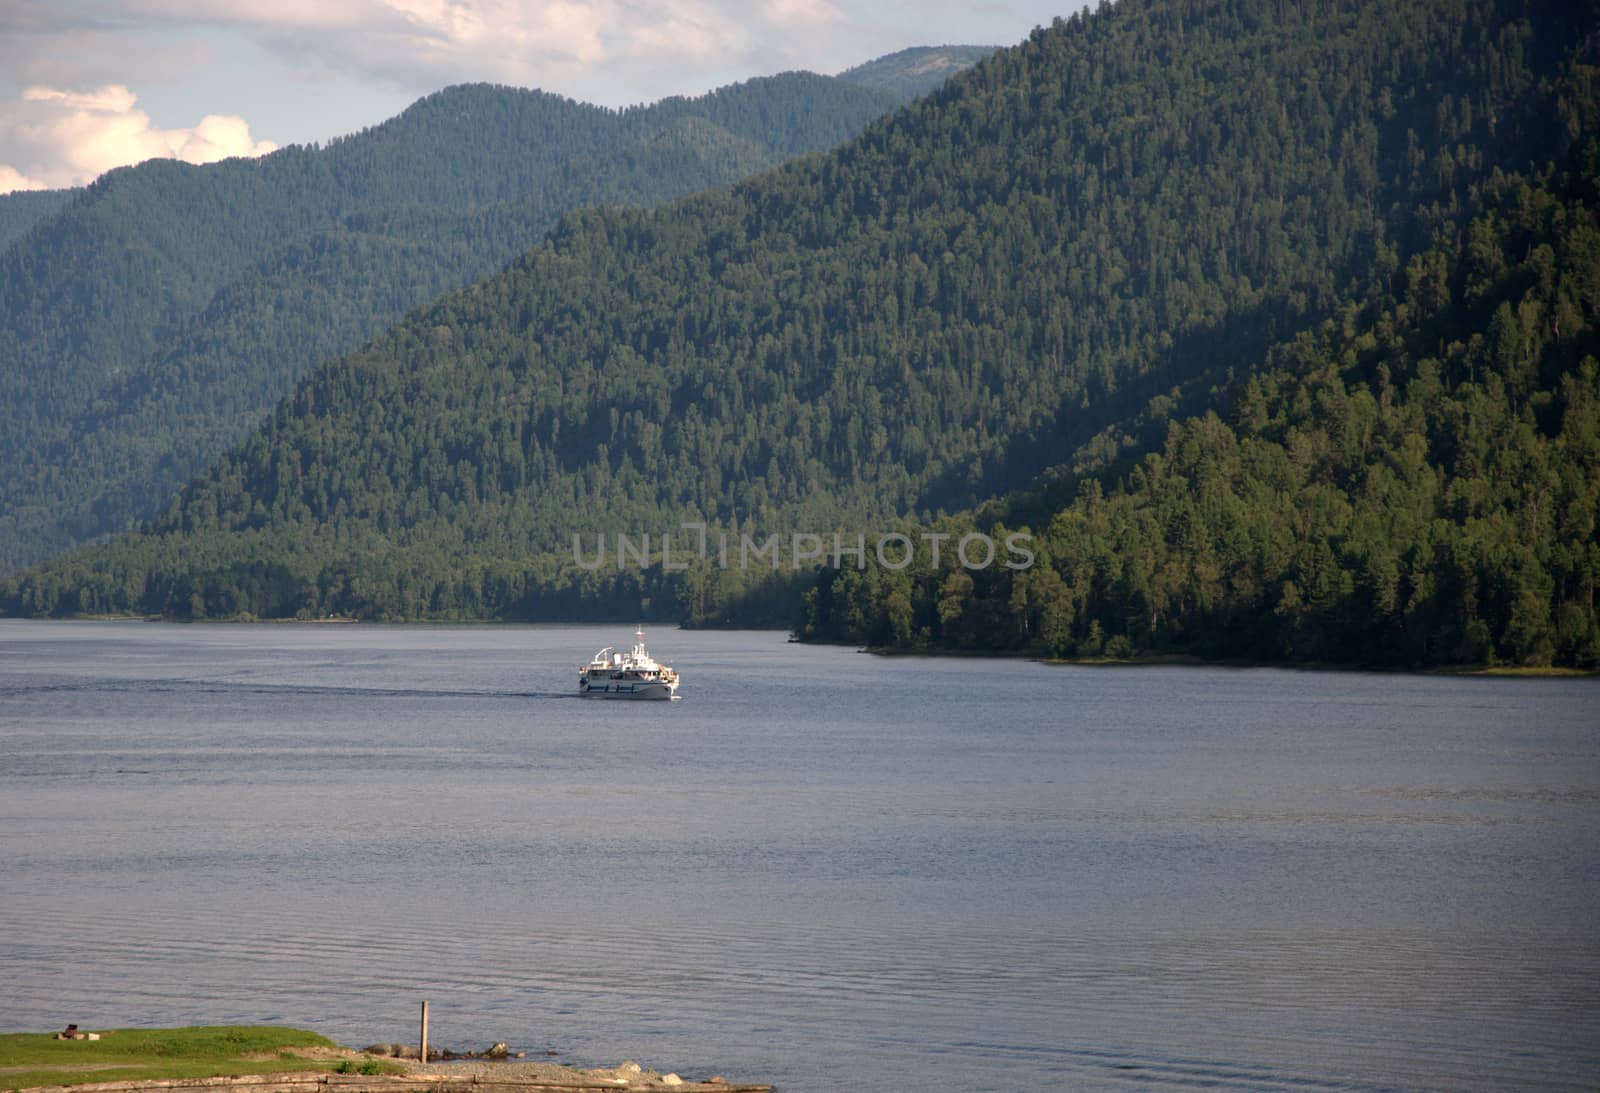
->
0 1026 392 1090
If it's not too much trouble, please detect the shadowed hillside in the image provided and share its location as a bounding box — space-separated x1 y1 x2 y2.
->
5 0 1595 666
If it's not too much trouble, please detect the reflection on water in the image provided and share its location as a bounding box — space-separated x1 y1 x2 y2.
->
1 620 1597 1091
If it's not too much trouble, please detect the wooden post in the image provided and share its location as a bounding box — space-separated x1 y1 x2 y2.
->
420 999 429 1064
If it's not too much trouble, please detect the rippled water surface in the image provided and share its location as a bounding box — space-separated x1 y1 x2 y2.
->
2 620 1597 1090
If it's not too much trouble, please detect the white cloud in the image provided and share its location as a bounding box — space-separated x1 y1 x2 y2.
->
0 83 277 193
47 0 865 104
0 164 48 192
763 0 845 31
173 114 278 163
0 0 1048 176
25 85 141 113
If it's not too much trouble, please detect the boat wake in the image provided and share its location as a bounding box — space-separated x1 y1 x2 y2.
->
0 678 580 701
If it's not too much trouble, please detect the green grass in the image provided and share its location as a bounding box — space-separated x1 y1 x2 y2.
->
0 1026 396 1089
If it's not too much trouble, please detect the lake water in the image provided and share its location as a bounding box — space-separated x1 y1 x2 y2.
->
1 620 1597 1091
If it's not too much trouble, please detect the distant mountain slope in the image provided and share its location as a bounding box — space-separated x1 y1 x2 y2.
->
0 69 927 575
837 46 997 98
4 0 1593 632
0 188 77 251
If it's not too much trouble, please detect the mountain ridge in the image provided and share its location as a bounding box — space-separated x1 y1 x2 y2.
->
837 45 999 98
0 61 985 575
4 0 1595 670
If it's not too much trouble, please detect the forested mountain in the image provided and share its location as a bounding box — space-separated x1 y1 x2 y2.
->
837 46 997 98
0 188 77 252
4 0 1596 673
799 153 1600 667
0 67 947 574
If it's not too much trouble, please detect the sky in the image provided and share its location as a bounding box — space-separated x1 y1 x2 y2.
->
0 0 1075 195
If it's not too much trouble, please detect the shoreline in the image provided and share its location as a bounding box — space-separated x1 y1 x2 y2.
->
853 644 1599 678
0 1030 766 1093
5 1068 770 1093
7 615 1595 676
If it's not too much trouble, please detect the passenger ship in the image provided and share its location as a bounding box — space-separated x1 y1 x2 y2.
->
579 629 681 699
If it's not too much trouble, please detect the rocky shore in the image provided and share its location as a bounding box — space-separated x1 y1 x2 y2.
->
355 1041 760 1090
382 1056 764 1092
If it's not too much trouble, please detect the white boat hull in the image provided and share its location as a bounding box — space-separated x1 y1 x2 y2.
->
579 678 679 700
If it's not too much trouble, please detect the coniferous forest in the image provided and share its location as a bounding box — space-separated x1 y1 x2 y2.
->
3 0 1598 670
0 64 968 574
0 188 77 252
800 155 1600 667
